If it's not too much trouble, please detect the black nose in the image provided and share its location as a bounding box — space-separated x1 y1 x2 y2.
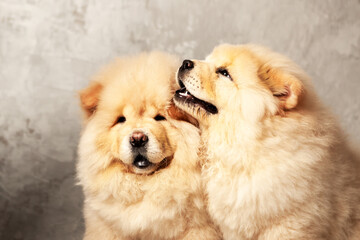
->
130 131 148 148
180 59 194 71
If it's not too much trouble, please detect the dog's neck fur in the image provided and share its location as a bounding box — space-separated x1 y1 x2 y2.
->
200 102 340 173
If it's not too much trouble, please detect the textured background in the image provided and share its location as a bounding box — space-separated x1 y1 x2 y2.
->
0 0 359 239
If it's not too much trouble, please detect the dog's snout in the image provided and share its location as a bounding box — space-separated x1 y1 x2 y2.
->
130 131 148 148
180 59 194 71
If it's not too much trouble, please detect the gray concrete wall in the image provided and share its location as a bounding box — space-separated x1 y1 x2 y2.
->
0 0 359 239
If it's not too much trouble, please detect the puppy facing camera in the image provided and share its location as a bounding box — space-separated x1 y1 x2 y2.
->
77 52 221 240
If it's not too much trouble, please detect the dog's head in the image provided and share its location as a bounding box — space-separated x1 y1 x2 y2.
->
79 52 195 176
174 44 310 127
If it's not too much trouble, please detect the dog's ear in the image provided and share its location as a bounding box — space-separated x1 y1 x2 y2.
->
79 82 103 118
258 64 304 110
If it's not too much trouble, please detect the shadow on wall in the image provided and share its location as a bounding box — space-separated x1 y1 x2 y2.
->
0 161 84 240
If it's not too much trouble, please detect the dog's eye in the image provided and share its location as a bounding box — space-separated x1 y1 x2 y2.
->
216 68 232 80
116 116 126 123
154 114 166 121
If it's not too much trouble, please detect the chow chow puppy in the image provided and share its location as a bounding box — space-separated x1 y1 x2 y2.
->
77 52 221 240
173 44 360 240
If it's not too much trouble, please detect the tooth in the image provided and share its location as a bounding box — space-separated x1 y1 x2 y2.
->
179 91 189 96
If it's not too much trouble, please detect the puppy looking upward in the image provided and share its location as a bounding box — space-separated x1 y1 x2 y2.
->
174 44 360 240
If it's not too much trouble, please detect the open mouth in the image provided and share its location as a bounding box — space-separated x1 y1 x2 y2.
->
133 155 153 169
132 154 172 174
174 80 218 114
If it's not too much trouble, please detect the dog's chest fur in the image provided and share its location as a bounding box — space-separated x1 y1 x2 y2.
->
88 169 200 240
200 119 354 239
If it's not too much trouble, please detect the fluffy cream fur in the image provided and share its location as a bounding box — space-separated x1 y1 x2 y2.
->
77 52 221 240
174 44 360 240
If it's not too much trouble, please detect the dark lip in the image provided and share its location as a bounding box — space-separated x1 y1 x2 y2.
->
178 78 186 88
133 155 153 169
132 154 173 174
174 80 218 114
